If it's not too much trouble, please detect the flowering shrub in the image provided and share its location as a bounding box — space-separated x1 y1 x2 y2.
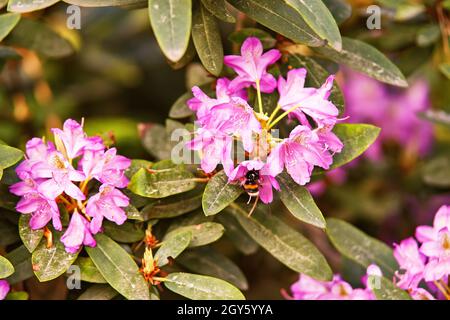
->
0 0 449 302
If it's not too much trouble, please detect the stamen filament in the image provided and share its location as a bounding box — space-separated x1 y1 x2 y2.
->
267 104 282 126
255 79 264 114
267 103 302 130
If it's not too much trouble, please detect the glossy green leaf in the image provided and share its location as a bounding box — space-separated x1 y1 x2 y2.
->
128 166 196 198
77 284 119 300
0 255 14 278
165 222 224 247
8 0 60 12
86 234 150 300
330 124 381 170
227 0 326 47
278 173 326 228
64 0 144 7
0 144 23 170
178 247 248 290
201 0 235 23
228 204 332 280
314 37 408 87
322 0 352 25
32 232 79 282
368 275 411 300
192 3 223 76
155 230 192 267
228 28 276 49
284 0 342 51
202 170 243 216
165 272 245 300
5 245 33 284
0 13 20 42
19 214 44 253
103 221 145 243
74 257 107 284
326 218 398 277
148 0 192 62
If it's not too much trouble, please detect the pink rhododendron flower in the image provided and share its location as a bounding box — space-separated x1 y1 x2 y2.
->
393 237 426 290
224 37 281 93
0 280 10 300
10 119 131 253
228 160 280 204
61 210 96 254
87 184 129 234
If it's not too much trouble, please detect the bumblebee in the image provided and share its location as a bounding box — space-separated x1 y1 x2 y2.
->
243 169 260 197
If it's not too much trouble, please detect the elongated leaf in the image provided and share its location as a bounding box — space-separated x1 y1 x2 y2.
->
285 0 341 51
330 124 381 170
228 204 332 280
64 0 144 7
148 0 192 62
155 230 192 267
278 173 326 228
314 37 408 87
322 0 352 25
178 247 248 290
74 257 107 284
5 245 33 284
32 232 79 282
368 275 411 300
192 3 223 76
217 212 259 255
165 272 245 300
202 170 243 216
0 255 14 278
0 144 23 169
103 221 145 243
128 167 196 198
201 0 235 23
0 13 20 42
86 234 150 300
19 215 44 253
8 0 60 12
78 284 118 300
165 222 224 247
227 0 326 47
326 218 398 277
229 28 276 49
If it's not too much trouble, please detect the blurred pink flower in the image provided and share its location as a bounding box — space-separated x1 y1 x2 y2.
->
393 237 426 290
0 280 10 300
224 37 281 93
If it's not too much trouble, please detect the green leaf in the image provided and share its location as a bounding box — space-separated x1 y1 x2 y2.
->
125 159 153 179
200 0 235 23
422 156 450 188
288 54 344 114
141 187 202 219
77 284 119 300
6 291 28 300
0 144 23 170
148 0 192 62
125 205 145 221
368 275 411 300
5 19 74 58
165 222 224 247
330 124 381 170
86 234 150 300
0 13 20 42
19 215 44 253
177 247 248 290
216 212 259 255
32 232 79 282
169 91 195 119
64 0 145 7
284 0 342 51
314 37 408 87
439 63 450 80
128 166 196 198
227 0 326 47
322 0 352 25
168 40 196 70
103 221 145 243
8 0 60 12
165 272 245 300
326 218 398 277
228 28 276 49
228 204 332 280
192 3 223 76
155 230 192 267
5 245 33 284
202 170 243 216
0 255 14 278
73 257 107 284
278 173 326 228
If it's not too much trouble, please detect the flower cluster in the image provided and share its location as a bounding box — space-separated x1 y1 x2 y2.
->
286 265 381 300
186 37 343 204
10 119 131 253
0 280 10 300
392 205 450 300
